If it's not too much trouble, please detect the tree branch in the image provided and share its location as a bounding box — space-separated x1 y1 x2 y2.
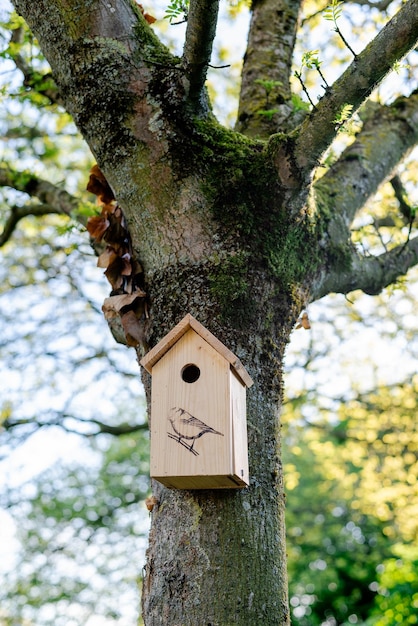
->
347 0 396 9
236 0 303 137
302 0 396 25
0 167 81 214
182 0 220 113
310 93 418 300
390 174 416 221
313 236 418 298
0 167 82 245
314 92 418 231
284 0 418 180
0 204 61 246
10 0 178 167
10 26 63 106
3 412 148 437
77 416 148 436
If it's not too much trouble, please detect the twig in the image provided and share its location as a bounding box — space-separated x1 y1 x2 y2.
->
294 71 316 108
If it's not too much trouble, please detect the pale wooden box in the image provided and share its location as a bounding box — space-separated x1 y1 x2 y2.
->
140 314 253 489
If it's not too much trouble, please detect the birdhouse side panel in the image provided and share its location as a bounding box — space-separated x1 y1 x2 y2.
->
230 370 250 486
150 330 234 483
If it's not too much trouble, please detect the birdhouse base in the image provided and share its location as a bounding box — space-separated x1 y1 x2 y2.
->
152 473 248 490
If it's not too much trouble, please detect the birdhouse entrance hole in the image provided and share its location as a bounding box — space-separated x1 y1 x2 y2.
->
181 363 200 383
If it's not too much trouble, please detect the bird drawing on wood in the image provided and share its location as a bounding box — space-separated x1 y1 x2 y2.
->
167 407 224 455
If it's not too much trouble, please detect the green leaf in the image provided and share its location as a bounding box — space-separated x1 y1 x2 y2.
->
323 0 343 22
254 78 283 94
301 50 322 70
333 103 354 125
392 60 411 74
291 94 310 113
164 0 189 22
257 108 279 119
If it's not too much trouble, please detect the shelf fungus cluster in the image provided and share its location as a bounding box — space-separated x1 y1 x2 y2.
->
86 165 147 347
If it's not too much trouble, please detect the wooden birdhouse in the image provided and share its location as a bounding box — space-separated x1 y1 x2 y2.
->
140 314 253 489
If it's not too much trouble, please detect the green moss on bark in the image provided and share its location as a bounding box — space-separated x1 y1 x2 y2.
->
132 17 177 67
187 119 321 305
208 252 253 325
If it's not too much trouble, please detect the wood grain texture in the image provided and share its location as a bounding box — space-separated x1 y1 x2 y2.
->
141 313 253 388
148 328 249 489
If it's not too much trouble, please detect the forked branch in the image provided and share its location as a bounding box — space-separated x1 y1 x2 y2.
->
291 0 418 178
313 237 418 298
0 167 81 246
0 204 62 247
314 92 418 229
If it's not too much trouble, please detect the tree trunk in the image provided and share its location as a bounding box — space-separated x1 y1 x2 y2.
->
108 102 311 623
140 264 299 625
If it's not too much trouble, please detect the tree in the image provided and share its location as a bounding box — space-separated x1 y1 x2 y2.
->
283 377 418 624
0 432 150 626
365 544 418 626
2 0 418 623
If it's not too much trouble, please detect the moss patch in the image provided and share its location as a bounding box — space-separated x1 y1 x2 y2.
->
188 119 321 296
208 252 254 325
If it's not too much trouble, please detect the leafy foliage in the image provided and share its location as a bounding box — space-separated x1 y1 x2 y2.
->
366 545 418 625
284 379 418 625
164 0 189 23
333 103 354 130
323 0 343 25
300 50 322 71
0 432 150 625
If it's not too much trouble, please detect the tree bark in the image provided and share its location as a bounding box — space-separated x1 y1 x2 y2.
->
141 270 295 625
236 0 302 137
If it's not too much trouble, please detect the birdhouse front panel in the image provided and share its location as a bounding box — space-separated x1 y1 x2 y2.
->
149 328 248 489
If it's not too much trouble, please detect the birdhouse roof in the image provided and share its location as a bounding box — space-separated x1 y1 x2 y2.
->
140 314 253 388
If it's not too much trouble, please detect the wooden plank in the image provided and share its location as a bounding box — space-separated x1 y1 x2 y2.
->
153 474 247 489
230 370 250 486
189 316 254 388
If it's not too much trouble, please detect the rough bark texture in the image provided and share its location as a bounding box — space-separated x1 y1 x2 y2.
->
141 274 295 625
236 0 303 137
7 0 418 624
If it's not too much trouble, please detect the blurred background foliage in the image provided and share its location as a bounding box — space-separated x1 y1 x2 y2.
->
0 0 417 624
